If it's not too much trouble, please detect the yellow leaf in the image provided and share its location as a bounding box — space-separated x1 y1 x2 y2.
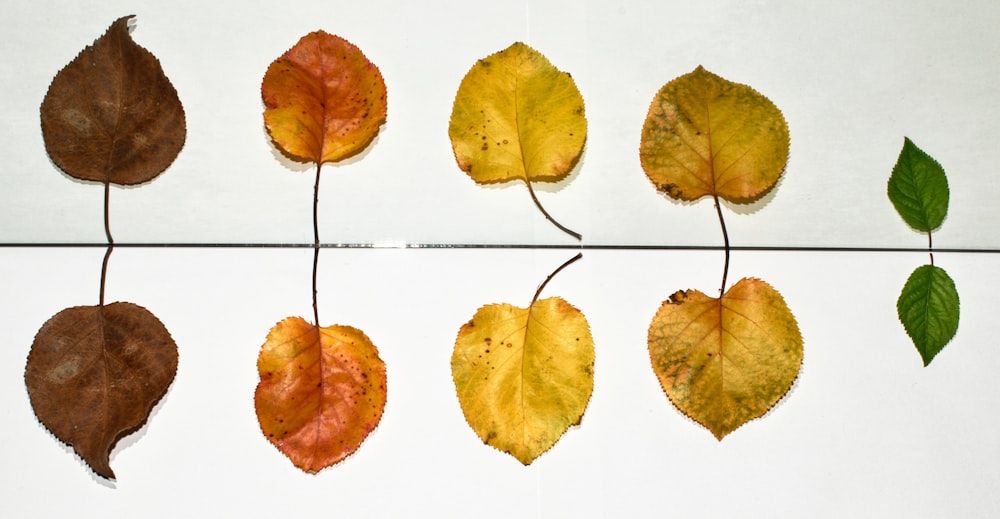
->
452 297 594 464
639 66 789 203
648 278 802 440
449 42 586 184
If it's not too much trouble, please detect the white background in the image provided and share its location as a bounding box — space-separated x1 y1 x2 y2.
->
2 0 998 517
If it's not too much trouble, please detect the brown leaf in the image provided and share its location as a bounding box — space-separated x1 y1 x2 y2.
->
40 16 186 185
24 302 179 479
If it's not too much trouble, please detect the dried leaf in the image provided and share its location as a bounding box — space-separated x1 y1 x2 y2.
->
24 302 178 479
262 31 387 164
897 264 960 366
639 66 788 203
888 137 950 232
40 16 186 185
255 317 387 473
452 297 595 464
648 278 802 440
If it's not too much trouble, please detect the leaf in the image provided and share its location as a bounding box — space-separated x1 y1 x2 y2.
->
449 42 586 184
262 31 387 164
24 302 178 479
448 42 587 239
40 16 186 185
639 66 789 203
452 297 595 465
648 278 802 440
255 317 387 473
887 137 950 232
897 264 960 366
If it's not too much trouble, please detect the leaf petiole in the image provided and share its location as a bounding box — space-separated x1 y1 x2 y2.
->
99 180 114 306
713 193 731 295
312 163 322 326
524 177 582 241
531 252 583 304
928 231 934 266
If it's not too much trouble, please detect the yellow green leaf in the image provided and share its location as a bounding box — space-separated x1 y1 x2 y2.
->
452 297 595 464
639 66 789 203
648 277 802 440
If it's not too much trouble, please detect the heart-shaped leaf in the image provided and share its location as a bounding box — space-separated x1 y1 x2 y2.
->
888 137 950 232
40 16 186 185
897 264 960 366
24 302 178 479
262 31 387 165
452 296 595 465
639 66 789 203
255 317 387 473
448 42 587 239
648 277 802 440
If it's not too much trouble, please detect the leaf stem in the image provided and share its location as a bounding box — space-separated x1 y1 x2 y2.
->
524 179 582 241
713 194 730 295
99 244 113 306
531 252 583 304
99 180 114 306
928 231 934 266
312 163 322 326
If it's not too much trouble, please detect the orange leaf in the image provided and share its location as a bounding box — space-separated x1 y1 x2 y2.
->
262 31 387 164
255 317 387 472
648 278 802 439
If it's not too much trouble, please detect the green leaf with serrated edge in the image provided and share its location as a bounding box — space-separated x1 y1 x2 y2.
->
887 137 949 232
897 264 959 366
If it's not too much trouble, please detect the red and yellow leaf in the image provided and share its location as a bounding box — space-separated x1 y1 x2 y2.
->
262 31 387 164
452 297 594 464
648 278 802 440
255 316 386 472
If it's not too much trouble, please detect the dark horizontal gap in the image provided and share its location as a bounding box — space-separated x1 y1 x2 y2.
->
1 242 999 253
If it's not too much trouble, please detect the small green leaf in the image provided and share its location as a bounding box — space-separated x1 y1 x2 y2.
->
887 137 949 232
897 264 959 366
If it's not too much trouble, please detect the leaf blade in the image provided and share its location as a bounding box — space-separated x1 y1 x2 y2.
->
255 317 387 472
262 31 387 165
897 264 960 366
452 297 594 464
887 137 950 232
24 302 179 479
639 66 789 203
40 16 186 186
448 42 587 184
648 278 802 439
